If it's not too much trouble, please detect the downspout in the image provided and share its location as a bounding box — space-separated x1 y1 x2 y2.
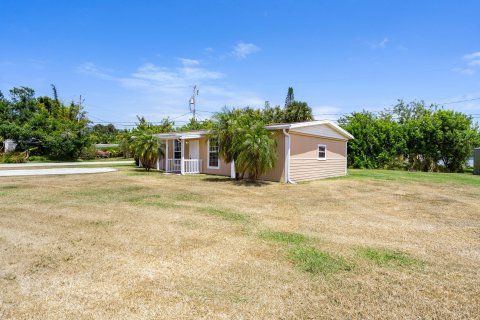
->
282 128 296 184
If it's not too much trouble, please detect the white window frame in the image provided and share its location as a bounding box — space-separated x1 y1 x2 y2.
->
207 138 220 169
317 144 327 160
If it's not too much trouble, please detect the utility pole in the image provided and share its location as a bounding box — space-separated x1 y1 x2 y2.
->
78 95 85 108
189 85 199 121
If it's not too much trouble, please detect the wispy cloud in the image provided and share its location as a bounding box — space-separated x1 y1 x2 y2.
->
311 106 343 121
76 59 264 122
178 58 200 66
369 37 390 49
76 62 115 79
453 51 480 75
231 42 260 59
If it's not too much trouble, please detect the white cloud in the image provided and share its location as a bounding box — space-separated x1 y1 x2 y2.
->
454 51 480 75
232 42 260 59
463 52 480 60
178 58 200 66
76 62 114 79
76 59 264 123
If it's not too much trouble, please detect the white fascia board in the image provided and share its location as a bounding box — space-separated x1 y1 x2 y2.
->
267 120 354 140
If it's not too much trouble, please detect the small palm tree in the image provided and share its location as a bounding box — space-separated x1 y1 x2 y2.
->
235 124 277 180
210 108 277 180
134 134 164 171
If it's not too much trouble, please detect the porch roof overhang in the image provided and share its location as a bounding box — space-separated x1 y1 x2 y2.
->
154 130 209 140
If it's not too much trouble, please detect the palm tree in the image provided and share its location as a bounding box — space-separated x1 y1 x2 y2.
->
133 134 164 171
235 123 277 180
285 86 295 107
210 108 239 164
284 101 313 123
210 108 277 180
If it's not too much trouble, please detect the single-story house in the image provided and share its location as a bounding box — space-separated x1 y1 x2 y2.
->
153 120 354 183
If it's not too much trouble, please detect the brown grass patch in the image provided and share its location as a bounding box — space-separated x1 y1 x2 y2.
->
0 167 479 318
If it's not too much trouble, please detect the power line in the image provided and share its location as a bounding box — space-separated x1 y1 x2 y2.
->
435 97 480 105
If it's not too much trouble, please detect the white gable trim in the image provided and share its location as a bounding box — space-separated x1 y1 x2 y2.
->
266 120 354 140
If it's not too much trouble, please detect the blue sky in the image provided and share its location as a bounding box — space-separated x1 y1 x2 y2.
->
1 0 479 127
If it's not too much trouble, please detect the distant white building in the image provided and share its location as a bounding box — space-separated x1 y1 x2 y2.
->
3 139 17 153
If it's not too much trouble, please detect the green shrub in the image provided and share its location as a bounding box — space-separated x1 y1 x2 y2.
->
28 155 49 162
105 147 123 157
79 145 96 160
1 152 27 163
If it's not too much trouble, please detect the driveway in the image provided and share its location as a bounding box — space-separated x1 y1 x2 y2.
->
0 167 118 177
0 160 133 168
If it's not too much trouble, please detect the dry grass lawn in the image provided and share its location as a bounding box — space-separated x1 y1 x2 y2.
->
0 167 479 319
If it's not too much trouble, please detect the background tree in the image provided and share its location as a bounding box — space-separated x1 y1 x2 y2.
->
283 100 314 123
176 117 214 131
0 86 91 160
339 100 480 172
263 87 314 124
285 87 295 107
89 124 119 144
262 104 284 123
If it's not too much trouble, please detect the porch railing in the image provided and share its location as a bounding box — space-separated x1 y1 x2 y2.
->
184 159 202 174
167 159 182 172
166 159 202 174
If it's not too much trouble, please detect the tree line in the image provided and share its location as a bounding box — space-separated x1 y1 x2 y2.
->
1 85 478 174
338 100 480 172
0 86 90 161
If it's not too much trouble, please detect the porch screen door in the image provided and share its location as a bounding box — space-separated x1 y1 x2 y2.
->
189 140 199 159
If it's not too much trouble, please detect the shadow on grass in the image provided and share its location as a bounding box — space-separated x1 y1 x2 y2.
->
202 176 271 187
126 168 165 176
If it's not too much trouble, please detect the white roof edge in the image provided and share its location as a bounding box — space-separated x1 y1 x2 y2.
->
153 130 210 139
153 121 354 140
267 120 354 139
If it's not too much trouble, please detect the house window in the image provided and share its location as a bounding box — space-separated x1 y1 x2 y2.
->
208 138 220 169
318 144 327 160
174 139 182 160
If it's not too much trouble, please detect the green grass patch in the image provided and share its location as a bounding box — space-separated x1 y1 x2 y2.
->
0 185 19 197
360 247 424 267
289 246 353 275
200 207 248 222
258 231 306 245
175 192 201 202
0 185 18 190
346 169 480 187
142 201 179 209
126 194 179 209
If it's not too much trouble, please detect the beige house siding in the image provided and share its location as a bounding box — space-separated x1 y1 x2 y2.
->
289 133 347 181
259 131 286 182
158 122 350 181
198 137 232 176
